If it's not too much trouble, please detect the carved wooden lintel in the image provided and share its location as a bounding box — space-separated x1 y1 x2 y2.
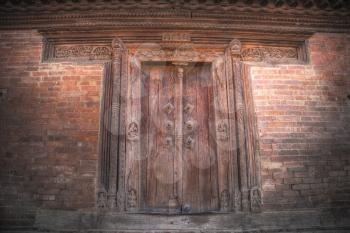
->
242 46 298 62
54 45 111 59
44 42 302 64
131 46 223 63
42 31 307 65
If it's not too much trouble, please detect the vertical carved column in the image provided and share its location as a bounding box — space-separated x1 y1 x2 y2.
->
243 63 262 213
116 40 128 212
125 54 142 212
228 39 249 211
224 40 240 212
173 65 184 212
227 39 262 212
97 38 127 210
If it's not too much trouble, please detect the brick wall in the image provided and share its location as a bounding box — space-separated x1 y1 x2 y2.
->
0 31 103 227
251 33 350 210
0 30 349 228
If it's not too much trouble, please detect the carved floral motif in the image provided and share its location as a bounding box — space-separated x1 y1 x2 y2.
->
185 119 196 132
183 103 194 114
133 48 223 62
242 47 298 62
54 45 111 59
163 102 175 114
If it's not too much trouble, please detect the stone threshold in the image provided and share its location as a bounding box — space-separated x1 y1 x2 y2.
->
18 208 349 232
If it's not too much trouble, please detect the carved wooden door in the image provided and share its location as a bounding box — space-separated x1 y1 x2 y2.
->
98 39 261 213
138 62 227 214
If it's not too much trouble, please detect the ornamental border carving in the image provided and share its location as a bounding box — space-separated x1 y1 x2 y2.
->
42 37 307 64
1 1 349 34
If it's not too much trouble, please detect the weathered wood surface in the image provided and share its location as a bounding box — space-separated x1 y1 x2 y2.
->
125 56 142 211
137 63 220 213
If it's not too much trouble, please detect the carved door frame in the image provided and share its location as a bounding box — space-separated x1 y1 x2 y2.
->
94 38 262 213
41 32 306 213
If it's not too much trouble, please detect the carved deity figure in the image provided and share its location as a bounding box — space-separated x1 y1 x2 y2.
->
127 189 137 209
112 38 124 51
250 188 262 212
97 191 107 208
177 67 184 79
217 122 229 140
220 189 230 210
128 122 139 140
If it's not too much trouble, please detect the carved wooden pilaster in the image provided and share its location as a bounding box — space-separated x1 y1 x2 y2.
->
97 37 127 211
226 39 262 212
243 63 263 213
224 40 240 212
125 55 142 212
97 61 112 210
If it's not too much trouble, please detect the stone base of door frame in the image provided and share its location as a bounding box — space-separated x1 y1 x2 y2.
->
9 208 344 232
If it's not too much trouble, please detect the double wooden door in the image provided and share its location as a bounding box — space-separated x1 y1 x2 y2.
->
139 62 228 214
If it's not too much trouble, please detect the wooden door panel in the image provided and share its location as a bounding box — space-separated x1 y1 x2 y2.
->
141 64 177 211
182 65 200 212
182 64 219 213
196 64 219 212
138 62 223 213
